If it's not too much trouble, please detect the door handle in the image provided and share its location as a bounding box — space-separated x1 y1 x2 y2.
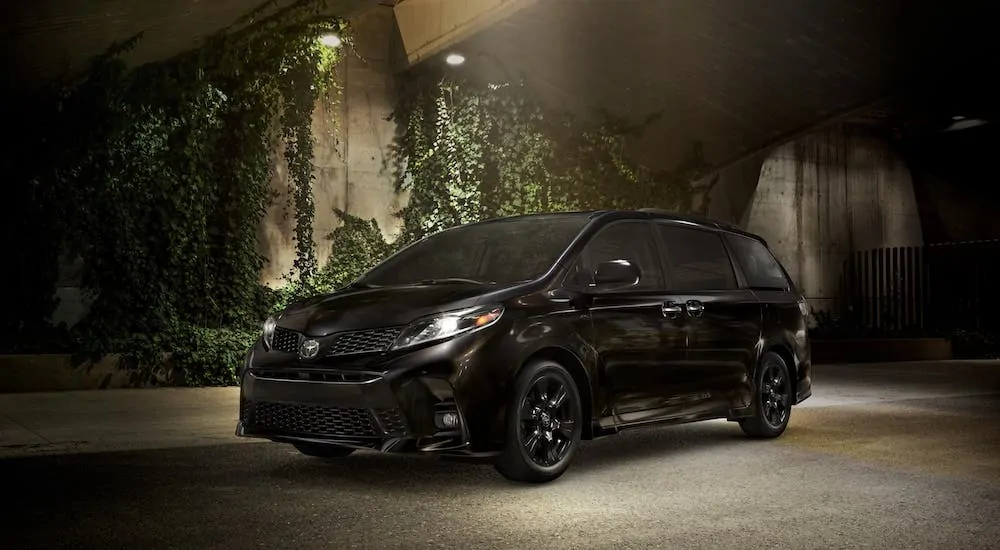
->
685 300 705 318
662 301 683 319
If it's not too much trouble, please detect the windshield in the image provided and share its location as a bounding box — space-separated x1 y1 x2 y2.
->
358 214 592 287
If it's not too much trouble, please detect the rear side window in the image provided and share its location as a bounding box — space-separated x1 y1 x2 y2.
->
725 234 790 290
655 224 737 290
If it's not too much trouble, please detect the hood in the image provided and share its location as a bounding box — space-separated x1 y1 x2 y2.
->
276 283 497 337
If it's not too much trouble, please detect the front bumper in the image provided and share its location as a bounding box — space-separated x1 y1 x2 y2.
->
794 355 812 405
236 342 484 454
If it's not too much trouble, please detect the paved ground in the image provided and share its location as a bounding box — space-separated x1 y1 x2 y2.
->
2 361 1000 549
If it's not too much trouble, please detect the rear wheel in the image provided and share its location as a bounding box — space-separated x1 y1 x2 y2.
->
293 442 355 459
740 351 793 438
494 360 583 483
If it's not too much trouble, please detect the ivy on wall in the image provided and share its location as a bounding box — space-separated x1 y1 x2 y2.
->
4 0 348 385
390 75 710 247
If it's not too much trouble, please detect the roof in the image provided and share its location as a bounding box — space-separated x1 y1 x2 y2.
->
471 209 760 240
599 209 759 239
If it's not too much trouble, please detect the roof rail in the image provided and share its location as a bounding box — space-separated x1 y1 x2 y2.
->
637 208 675 215
637 208 747 234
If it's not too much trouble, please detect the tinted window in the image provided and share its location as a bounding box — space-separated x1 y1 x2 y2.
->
567 221 663 291
655 224 737 290
725 234 790 290
359 214 590 286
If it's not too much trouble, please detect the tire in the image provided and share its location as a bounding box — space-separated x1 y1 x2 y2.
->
293 442 355 459
494 359 584 483
739 351 794 439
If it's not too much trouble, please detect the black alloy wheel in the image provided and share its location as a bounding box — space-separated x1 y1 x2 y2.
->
293 442 355 458
739 351 793 438
495 360 583 483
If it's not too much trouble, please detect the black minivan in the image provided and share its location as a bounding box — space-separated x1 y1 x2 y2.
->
237 209 812 483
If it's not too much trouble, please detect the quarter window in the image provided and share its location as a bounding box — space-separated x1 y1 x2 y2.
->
655 224 737 290
725 234 790 290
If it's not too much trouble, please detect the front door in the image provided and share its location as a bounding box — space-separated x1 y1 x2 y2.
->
563 220 688 428
653 222 764 417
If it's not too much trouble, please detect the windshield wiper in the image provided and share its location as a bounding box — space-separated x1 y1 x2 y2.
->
417 278 495 285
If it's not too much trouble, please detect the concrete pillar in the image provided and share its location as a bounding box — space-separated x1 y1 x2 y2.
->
338 5 408 244
744 124 923 312
697 151 769 226
258 5 406 286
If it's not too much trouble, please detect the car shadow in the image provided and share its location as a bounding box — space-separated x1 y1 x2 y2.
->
264 419 750 489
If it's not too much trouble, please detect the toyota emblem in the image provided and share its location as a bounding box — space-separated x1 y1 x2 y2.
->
299 339 320 360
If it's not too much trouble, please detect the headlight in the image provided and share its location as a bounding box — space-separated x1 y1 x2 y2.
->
262 315 277 350
391 304 504 351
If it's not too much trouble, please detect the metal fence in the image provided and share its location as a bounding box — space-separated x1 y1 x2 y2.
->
840 240 1000 334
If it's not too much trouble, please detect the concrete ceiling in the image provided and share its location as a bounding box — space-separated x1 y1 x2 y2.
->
1 0 377 92
3 0 993 174
399 0 996 172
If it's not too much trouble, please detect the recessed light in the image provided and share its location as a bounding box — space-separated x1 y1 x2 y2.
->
944 118 988 132
445 53 466 66
319 33 342 48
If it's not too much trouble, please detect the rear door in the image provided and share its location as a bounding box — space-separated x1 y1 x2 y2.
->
652 222 764 417
723 233 809 397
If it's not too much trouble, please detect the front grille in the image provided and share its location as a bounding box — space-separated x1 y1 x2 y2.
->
243 401 379 438
253 369 379 383
326 327 403 357
272 327 300 353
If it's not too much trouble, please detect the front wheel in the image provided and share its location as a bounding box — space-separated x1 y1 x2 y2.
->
494 359 583 483
293 442 355 459
739 351 793 438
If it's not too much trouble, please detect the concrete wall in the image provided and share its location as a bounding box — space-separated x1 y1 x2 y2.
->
743 123 923 312
1 354 132 392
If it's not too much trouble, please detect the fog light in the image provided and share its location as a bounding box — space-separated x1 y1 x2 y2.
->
435 412 460 429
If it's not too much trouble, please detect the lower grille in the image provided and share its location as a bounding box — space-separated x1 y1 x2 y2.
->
373 408 408 435
243 401 379 438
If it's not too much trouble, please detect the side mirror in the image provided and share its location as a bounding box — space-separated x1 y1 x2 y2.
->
593 259 640 287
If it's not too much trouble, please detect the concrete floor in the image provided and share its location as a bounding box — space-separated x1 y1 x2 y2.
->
2 361 999 549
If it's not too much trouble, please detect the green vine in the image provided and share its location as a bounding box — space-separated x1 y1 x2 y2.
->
5 0 348 385
281 53 320 284
390 75 709 246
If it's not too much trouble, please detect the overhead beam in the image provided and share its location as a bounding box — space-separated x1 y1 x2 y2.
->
392 0 536 67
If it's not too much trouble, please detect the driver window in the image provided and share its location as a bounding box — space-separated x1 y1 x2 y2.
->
567 221 663 291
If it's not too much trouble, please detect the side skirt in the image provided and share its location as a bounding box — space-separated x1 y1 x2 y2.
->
591 409 734 438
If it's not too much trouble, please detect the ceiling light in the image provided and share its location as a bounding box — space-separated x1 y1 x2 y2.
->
944 118 989 132
445 53 466 66
319 33 342 48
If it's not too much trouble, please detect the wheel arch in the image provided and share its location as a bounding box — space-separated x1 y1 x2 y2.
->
763 343 798 398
